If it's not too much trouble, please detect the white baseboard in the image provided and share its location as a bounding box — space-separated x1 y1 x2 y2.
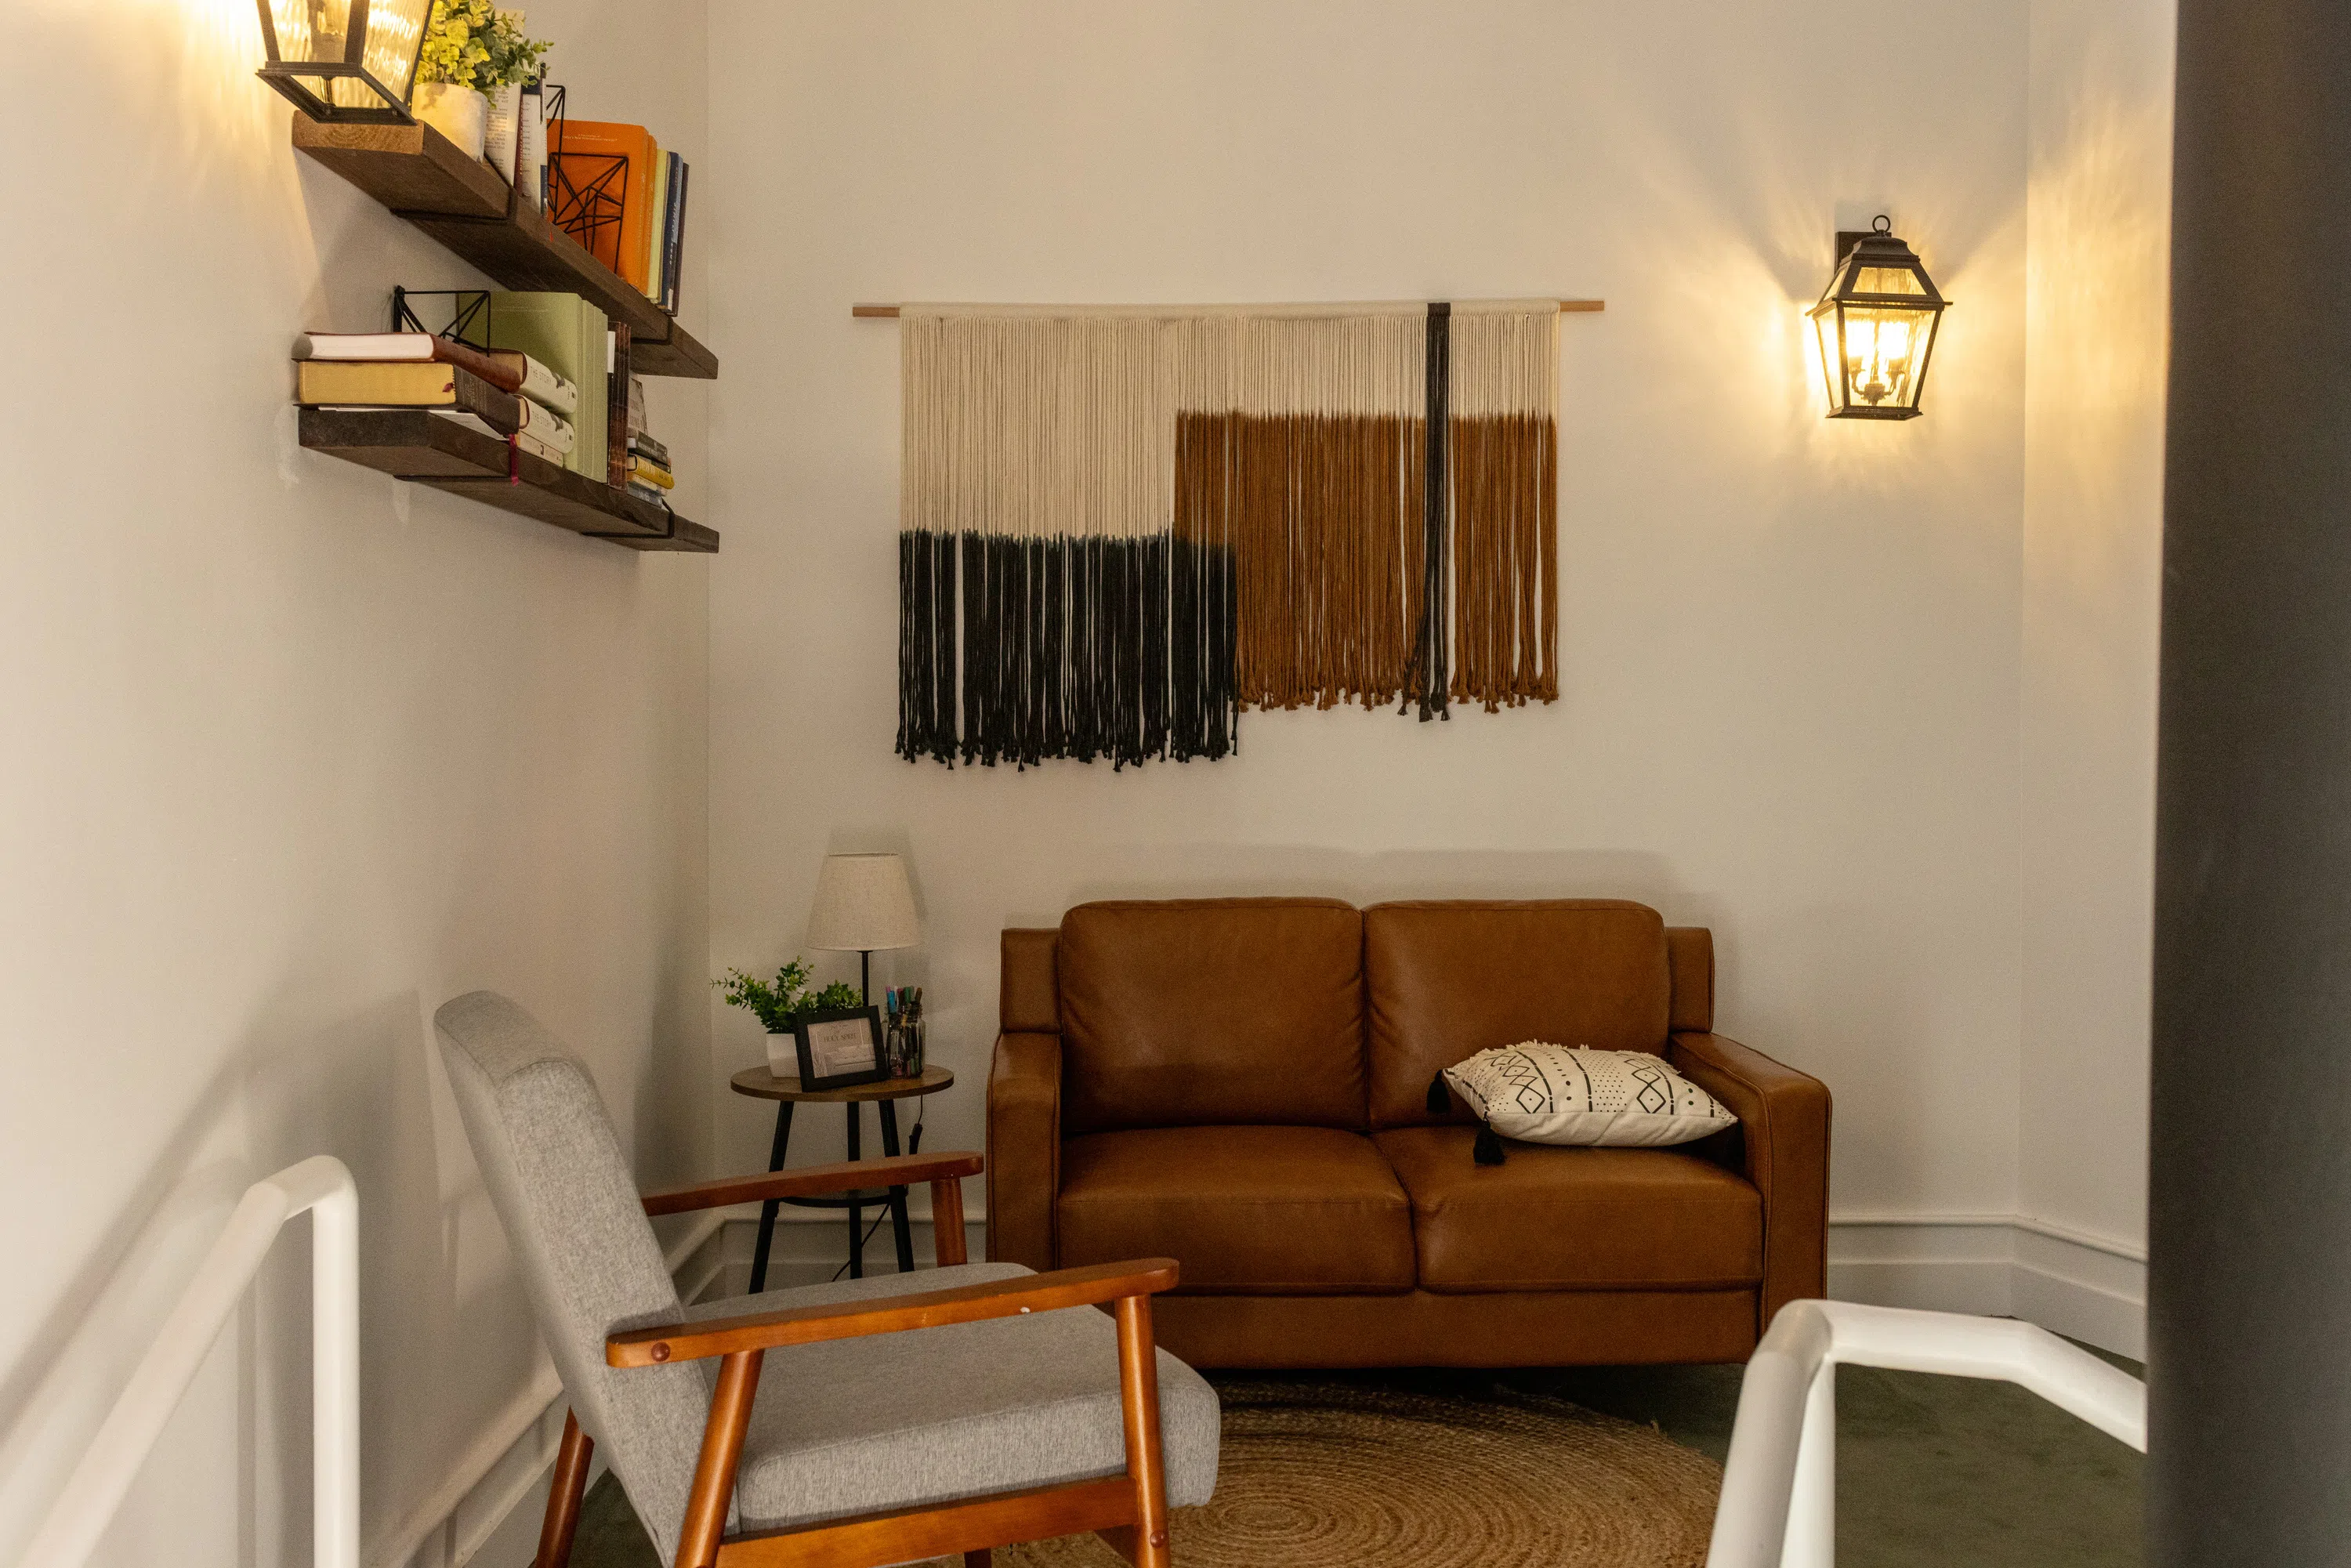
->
688 1208 992 1301
1828 1214 2145 1358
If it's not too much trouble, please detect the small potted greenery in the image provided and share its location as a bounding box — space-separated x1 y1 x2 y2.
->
715 959 864 1074
414 2 551 170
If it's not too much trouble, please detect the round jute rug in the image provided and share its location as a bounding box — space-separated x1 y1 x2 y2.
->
988 1380 1720 1568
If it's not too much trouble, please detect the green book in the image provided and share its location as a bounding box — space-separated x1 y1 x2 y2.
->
487 292 609 480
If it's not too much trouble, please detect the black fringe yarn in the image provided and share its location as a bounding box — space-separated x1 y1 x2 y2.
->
1426 1071 1452 1114
895 530 1237 770
1405 301 1454 723
1473 1124 1506 1165
896 529 959 764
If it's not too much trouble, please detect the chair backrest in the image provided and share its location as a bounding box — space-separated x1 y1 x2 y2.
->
433 991 705 1565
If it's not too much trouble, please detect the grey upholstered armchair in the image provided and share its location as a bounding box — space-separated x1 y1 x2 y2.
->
433 992 1218 1568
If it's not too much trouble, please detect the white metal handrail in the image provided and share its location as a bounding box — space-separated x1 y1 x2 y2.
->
1707 1299 2146 1568
21 1157 359 1568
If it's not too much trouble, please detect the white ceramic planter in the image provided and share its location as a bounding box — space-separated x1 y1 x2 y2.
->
764 1030 796 1076
482 82 522 184
415 82 488 160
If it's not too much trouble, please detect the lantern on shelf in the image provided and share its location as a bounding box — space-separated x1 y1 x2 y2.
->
1808 216 1950 420
254 0 433 124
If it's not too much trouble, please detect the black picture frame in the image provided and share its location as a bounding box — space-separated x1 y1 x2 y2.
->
792 1005 887 1090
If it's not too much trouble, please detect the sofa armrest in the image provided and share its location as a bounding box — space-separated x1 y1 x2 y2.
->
1668 1030 1831 1332
987 1031 1062 1269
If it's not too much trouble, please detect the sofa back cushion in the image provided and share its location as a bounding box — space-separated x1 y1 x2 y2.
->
1364 900 1672 1129
1059 897 1367 1132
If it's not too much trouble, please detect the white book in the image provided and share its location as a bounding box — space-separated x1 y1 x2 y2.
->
418 404 574 454
297 332 444 360
513 358 579 418
514 429 567 465
513 398 574 451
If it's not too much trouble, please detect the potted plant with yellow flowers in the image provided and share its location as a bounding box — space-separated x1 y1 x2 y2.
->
413 2 550 173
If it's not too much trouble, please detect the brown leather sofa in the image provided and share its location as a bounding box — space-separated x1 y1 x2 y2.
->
987 897 1830 1368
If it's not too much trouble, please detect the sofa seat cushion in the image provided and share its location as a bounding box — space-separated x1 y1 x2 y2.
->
1373 1127 1762 1293
1059 1126 1417 1295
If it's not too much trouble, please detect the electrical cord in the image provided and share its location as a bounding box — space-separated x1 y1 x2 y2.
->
828 1110 927 1282
831 1209 891 1282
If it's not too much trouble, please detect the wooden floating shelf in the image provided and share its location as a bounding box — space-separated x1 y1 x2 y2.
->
292 118 717 380
851 301 1604 318
299 408 719 553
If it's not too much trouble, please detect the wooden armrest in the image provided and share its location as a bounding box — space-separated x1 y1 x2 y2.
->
639 1151 984 1216
606 1258 1180 1367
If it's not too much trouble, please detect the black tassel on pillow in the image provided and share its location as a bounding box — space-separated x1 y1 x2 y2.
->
1426 1072 1451 1114
1473 1125 1507 1165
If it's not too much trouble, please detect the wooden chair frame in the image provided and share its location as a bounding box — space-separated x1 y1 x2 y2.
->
531 1151 1179 1568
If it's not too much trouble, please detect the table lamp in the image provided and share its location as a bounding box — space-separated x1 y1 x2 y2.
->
806 853 920 1003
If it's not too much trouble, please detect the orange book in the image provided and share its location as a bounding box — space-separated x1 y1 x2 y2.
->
549 119 656 293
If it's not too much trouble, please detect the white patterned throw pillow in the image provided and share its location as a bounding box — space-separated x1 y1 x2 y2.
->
1436 1042 1737 1162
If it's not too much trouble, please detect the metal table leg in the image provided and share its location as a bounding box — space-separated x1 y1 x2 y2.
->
844 1103 864 1280
878 1101 917 1273
748 1101 795 1295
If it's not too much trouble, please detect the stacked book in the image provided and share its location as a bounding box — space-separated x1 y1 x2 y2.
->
623 374 675 506
552 121 691 313
295 331 579 463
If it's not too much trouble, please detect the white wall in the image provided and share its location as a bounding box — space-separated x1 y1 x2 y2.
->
0 10 2174 1561
704 0 2037 1226
0 3 710 1566
2019 0 2172 1265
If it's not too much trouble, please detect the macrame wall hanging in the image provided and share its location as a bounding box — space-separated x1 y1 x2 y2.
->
894 301 1559 770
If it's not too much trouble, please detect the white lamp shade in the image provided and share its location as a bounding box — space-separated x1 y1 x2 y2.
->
806 853 920 951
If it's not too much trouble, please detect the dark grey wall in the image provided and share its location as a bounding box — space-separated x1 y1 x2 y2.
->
2152 2 2351 1560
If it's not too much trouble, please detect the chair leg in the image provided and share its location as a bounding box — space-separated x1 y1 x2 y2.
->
676 1350 764 1568
534 1410 593 1568
962 1553 993 1567
1114 1296 1172 1568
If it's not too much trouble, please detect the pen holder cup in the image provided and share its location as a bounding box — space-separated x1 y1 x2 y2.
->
886 1018 926 1079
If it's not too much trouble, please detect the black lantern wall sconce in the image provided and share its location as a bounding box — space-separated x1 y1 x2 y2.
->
253 0 433 124
1809 215 1950 420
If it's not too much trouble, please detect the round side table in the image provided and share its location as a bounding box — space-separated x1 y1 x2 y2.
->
728 1064 956 1287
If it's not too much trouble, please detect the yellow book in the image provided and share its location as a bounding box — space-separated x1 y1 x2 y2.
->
628 453 676 489
643 137 667 302
295 361 523 437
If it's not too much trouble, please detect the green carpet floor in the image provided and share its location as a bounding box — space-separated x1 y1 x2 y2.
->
568 1349 2143 1568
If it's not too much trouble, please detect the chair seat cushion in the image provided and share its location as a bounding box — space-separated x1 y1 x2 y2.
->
687 1263 1220 1532
1058 1127 1417 1294
1373 1127 1763 1293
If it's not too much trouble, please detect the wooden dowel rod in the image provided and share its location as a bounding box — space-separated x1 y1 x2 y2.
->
852 300 1603 319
